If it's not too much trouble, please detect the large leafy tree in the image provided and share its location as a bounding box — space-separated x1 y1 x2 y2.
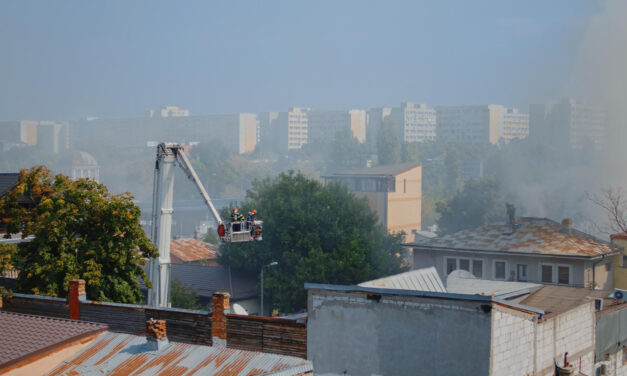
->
436 177 504 235
0 166 157 303
218 172 406 313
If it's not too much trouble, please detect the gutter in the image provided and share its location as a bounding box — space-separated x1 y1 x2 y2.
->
407 244 620 261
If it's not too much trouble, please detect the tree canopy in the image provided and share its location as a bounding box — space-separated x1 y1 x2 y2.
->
218 171 406 313
0 166 157 303
436 177 504 235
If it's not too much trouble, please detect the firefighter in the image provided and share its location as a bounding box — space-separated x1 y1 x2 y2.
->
247 209 258 235
231 207 244 222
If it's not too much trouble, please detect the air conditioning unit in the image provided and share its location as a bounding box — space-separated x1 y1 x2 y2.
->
607 289 627 301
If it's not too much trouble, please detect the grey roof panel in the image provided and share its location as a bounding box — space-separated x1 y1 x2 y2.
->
359 267 446 293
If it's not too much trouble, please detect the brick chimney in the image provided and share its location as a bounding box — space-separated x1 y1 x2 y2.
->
146 318 169 351
211 292 230 347
68 279 86 320
561 218 573 234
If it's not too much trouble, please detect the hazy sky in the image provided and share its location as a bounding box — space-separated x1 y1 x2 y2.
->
0 0 602 120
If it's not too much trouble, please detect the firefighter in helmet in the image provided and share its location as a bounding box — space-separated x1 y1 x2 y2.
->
231 207 244 222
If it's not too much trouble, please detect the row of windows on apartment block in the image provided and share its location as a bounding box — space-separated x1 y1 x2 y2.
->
443 257 601 285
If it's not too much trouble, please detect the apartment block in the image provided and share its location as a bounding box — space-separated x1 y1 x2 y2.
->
436 105 528 144
146 105 190 118
257 111 279 150
0 120 38 146
390 102 437 143
367 107 392 145
277 107 309 152
502 107 529 142
308 109 366 143
530 98 606 149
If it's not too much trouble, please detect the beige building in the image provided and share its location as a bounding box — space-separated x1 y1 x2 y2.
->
390 102 437 143
0 120 38 146
146 105 190 118
324 162 422 240
308 109 367 143
436 105 528 144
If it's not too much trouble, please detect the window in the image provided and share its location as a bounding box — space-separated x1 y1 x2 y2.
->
472 260 483 278
517 264 528 282
541 264 554 283
446 258 456 275
459 259 470 272
558 266 570 285
494 261 506 280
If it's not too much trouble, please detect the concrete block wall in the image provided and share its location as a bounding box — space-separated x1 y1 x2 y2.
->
490 304 536 376
597 349 627 376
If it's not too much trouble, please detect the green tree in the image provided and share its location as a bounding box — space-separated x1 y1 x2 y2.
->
203 228 219 245
401 141 421 163
170 279 201 310
327 128 372 173
436 177 503 234
444 148 462 197
218 172 406 312
0 166 157 303
377 118 400 165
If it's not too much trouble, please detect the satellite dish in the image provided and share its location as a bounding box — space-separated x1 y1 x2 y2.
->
232 303 248 315
615 290 624 300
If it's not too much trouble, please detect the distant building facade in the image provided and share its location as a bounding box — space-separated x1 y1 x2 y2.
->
37 121 69 154
436 105 528 144
529 98 606 149
367 107 392 145
308 109 366 144
390 102 437 143
277 107 309 152
257 112 279 150
71 151 100 182
324 163 422 240
146 105 190 118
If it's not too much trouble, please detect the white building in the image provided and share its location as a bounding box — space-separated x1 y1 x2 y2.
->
277 107 309 152
308 109 366 144
390 102 437 143
71 151 100 182
502 107 529 142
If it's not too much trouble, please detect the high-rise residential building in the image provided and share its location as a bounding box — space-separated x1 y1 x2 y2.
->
257 112 279 150
277 107 309 152
71 113 257 154
308 109 367 144
146 106 190 118
502 108 529 142
37 121 69 154
390 103 437 143
436 105 528 144
0 120 38 146
529 98 606 149
367 107 393 145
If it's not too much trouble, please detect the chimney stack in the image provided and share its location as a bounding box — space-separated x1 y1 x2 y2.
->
211 292 230 347
68 279 86 320
194 228 201 240
146 318 169 351
561 218 573 234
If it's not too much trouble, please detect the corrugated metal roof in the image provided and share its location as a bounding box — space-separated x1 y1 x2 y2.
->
170 238 218 263
445 270 541 298
0 312 107 372
46 332 312 375
520 285 610 315
409 217 619 258
0 173 19 196
327 162 420 177
359 267 446 293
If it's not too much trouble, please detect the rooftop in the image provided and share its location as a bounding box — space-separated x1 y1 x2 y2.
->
0 311 107 372
408 217 619 259
169 264 257 301
359 267 445 293
445 270 541 299
47 331 312 376
170 238 218 263
611 232 627 241
327 162 420 178
0 173 19 197
520 285 610 315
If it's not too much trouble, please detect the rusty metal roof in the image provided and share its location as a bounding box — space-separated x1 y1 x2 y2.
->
0 311 107 372
47 332 312 375
409 217 619 259
170 238 218 263
519 285 610 315
359 267 446 292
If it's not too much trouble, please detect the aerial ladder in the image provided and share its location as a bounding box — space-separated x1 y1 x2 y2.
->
147 142 262 308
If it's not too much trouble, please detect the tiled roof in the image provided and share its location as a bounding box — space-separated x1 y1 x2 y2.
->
329 162 420 177
0 311 107 372
611 232 627 241
0 173 19 196
170 238 218 263
359 267 446 293
47 331 312 375
520 285 609 315
409 217 619 258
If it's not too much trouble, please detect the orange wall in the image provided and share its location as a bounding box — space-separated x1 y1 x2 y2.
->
387 165 422 240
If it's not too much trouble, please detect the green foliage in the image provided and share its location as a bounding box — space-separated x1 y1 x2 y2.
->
0 166 158 303
218 171 406 312
327 129 372 173
203 229 218 245
436 177 504 235
170 279 201 310
401 142 421 163
377 118 400 165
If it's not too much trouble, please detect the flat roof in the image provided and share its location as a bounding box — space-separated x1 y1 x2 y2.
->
325 162 420 178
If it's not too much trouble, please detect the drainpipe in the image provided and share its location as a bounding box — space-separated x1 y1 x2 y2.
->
592 254 606 289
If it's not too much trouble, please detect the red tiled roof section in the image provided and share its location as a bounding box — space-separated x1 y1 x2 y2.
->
0 311 108 371
415 217 619 257
170 238 218 264
611 232 627 241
